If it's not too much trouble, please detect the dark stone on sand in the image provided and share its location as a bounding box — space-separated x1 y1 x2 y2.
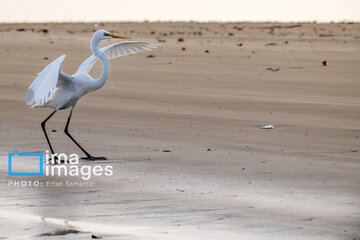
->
51 129 56 132
163 150 171 152
92 234 102 239
39 29 48 34
266 67 280 72
146 55 155 58
16 28 26 32
43 57 49 60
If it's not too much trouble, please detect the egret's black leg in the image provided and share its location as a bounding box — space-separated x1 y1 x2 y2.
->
64 105 107 161
41 110 57 154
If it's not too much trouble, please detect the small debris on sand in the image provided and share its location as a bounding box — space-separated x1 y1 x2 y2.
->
322 60 328 66
262 125 275 129
39 229 82 236
205 50 210 53
177 38 184 42
228 32 234 36
181 47 186 51
266 67 280 72
266 42 277 46
43 57 49 60
283 24 302 29
319 34 334 37
51 129 56 132
16 28 26 32
146 54 155 58
233 26 243 31
163 150 171 152
237 43 243 47
259 25 282 30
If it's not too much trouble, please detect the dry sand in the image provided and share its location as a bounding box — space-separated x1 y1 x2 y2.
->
0 22 359 239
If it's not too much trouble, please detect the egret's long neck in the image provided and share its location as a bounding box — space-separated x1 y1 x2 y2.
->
90 36 109 90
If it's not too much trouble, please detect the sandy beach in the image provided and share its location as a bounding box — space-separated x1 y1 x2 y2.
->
0 22 359 239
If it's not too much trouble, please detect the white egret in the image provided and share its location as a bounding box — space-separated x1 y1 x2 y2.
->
26 30 160 160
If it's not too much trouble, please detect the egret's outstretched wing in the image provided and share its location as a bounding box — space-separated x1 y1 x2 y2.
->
77 41 160 74
26 55 67 107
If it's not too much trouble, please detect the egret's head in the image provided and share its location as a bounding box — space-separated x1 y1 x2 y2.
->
95 29 129 40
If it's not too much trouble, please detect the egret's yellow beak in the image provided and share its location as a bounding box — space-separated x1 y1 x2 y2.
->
110 33 129 39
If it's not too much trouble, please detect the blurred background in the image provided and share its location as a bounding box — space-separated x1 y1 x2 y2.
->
0 0 359 23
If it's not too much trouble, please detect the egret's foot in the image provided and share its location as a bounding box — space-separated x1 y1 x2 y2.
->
81 156 107 161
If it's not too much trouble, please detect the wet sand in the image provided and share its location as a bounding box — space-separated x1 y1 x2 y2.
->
0 22 359 239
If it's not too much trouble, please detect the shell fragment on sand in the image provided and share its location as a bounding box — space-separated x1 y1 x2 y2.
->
262 125 275 129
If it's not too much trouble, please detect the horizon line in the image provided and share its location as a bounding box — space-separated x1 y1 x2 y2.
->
1 20 359 25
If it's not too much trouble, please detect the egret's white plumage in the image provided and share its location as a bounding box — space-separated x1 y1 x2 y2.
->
25 30 160 159
26 30 159 110
26 55 67 107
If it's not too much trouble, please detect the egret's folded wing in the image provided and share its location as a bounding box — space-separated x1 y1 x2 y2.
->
26 55 66 106
77 41 160 74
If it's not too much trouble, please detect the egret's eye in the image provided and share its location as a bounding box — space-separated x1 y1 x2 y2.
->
104 32 111 36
